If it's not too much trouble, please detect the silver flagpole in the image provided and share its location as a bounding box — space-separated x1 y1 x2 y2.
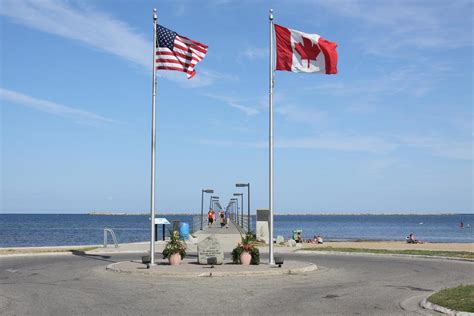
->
268 9 275 265
150 8 158 266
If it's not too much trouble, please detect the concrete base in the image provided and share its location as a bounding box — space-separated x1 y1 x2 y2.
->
106 259 317 277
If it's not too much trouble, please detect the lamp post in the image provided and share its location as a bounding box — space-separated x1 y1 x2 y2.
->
209 196 219 210
230 198 237 225
230 198 238 226
212 198 220 211
233 193 243 227
201 189 214 230
230 201 234 221
236 183 250 233
230 202 236 223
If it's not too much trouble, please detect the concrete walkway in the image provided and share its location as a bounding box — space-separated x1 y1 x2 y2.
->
201 219 244 235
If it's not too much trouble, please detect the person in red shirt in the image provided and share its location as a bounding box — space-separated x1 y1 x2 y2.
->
207 209 215 227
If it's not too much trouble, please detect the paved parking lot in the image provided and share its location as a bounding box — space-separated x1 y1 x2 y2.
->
1 251 472 315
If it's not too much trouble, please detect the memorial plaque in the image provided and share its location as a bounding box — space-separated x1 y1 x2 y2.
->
197 235 224 265
256 209 270 221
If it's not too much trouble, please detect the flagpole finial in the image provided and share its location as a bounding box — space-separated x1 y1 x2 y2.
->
269 9 273 20
153 8 157 20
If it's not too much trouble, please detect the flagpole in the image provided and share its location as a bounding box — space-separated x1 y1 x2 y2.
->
268 8 275 265
150 8 158 266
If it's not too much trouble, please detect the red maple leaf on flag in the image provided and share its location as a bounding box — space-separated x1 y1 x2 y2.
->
294 36 321 68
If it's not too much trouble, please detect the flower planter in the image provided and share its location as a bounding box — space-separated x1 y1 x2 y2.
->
168 253 181 265
240 251 251 265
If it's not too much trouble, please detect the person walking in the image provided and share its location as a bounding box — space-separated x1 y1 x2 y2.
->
218 209 225 228
207 208 215 227
225 208 230 228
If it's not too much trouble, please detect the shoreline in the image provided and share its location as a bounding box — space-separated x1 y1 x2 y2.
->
1 240 472 254
2 238 472 249
299 241 474 252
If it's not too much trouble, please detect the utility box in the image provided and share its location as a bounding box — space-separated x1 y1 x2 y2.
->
256 209 270 244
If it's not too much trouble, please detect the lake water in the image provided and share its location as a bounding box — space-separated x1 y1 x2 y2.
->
0 214 472 247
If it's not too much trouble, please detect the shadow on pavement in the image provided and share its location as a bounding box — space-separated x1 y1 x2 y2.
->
70 250 115 263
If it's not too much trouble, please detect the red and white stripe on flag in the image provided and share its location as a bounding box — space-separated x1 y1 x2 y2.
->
156 33 208 79
274 24 338 74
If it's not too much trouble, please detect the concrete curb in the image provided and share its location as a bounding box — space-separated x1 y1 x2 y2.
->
296 250 474 262
0 252 74 258
0 250 146 258
420 298 474 316
105 260 318 278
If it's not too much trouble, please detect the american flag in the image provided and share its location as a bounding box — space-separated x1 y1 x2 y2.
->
156 24 208 79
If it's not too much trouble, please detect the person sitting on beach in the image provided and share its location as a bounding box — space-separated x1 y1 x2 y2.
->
295 232 302 243
316 235 324 244
407 233 422 244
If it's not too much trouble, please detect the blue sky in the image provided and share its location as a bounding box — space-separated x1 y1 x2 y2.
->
0 0 472 214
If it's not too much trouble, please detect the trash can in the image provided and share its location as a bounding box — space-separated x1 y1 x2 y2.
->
178 222 189 240
172 220 181 233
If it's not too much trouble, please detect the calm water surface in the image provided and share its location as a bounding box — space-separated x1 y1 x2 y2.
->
0 214 472 247
273 214 473 243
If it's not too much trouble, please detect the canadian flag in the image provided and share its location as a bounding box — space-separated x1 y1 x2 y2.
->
274 24 338 74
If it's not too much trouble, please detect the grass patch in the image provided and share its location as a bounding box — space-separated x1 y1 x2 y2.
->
300 247 474 259
428 284 474 312
0 246 98 255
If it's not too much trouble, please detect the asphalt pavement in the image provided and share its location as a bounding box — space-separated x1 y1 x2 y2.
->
1 251 473 315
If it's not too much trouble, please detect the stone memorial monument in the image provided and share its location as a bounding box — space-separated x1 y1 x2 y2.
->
256 209 270 243
197 235 224 264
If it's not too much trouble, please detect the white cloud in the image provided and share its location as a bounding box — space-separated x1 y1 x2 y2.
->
199 132 473 160
0 0 229 87
1 0 150 68
240 47 267 60
364 158 400 174
275 104 328 124
0 88 116 124
308 64 452 100
199 133 395 154
399 136 472 160
276 133 395 154
317 0 473 54
198 139 265 149
203 93 259 116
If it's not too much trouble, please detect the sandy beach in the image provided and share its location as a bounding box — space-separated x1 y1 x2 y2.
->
301 241 473 252
1 240 473 255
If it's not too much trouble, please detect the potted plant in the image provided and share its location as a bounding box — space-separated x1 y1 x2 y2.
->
162 230 187 265
232 233 260 265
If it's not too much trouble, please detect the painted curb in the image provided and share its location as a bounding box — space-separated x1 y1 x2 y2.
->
0 250 147 258
420 298 474 316
0 252 74 258
105 261 318 278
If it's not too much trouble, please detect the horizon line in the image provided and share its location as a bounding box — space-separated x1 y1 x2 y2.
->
1 212 472 216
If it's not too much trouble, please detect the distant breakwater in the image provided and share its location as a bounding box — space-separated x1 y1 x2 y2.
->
88 212 196 216
87 212 467 216
88 212 147 216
